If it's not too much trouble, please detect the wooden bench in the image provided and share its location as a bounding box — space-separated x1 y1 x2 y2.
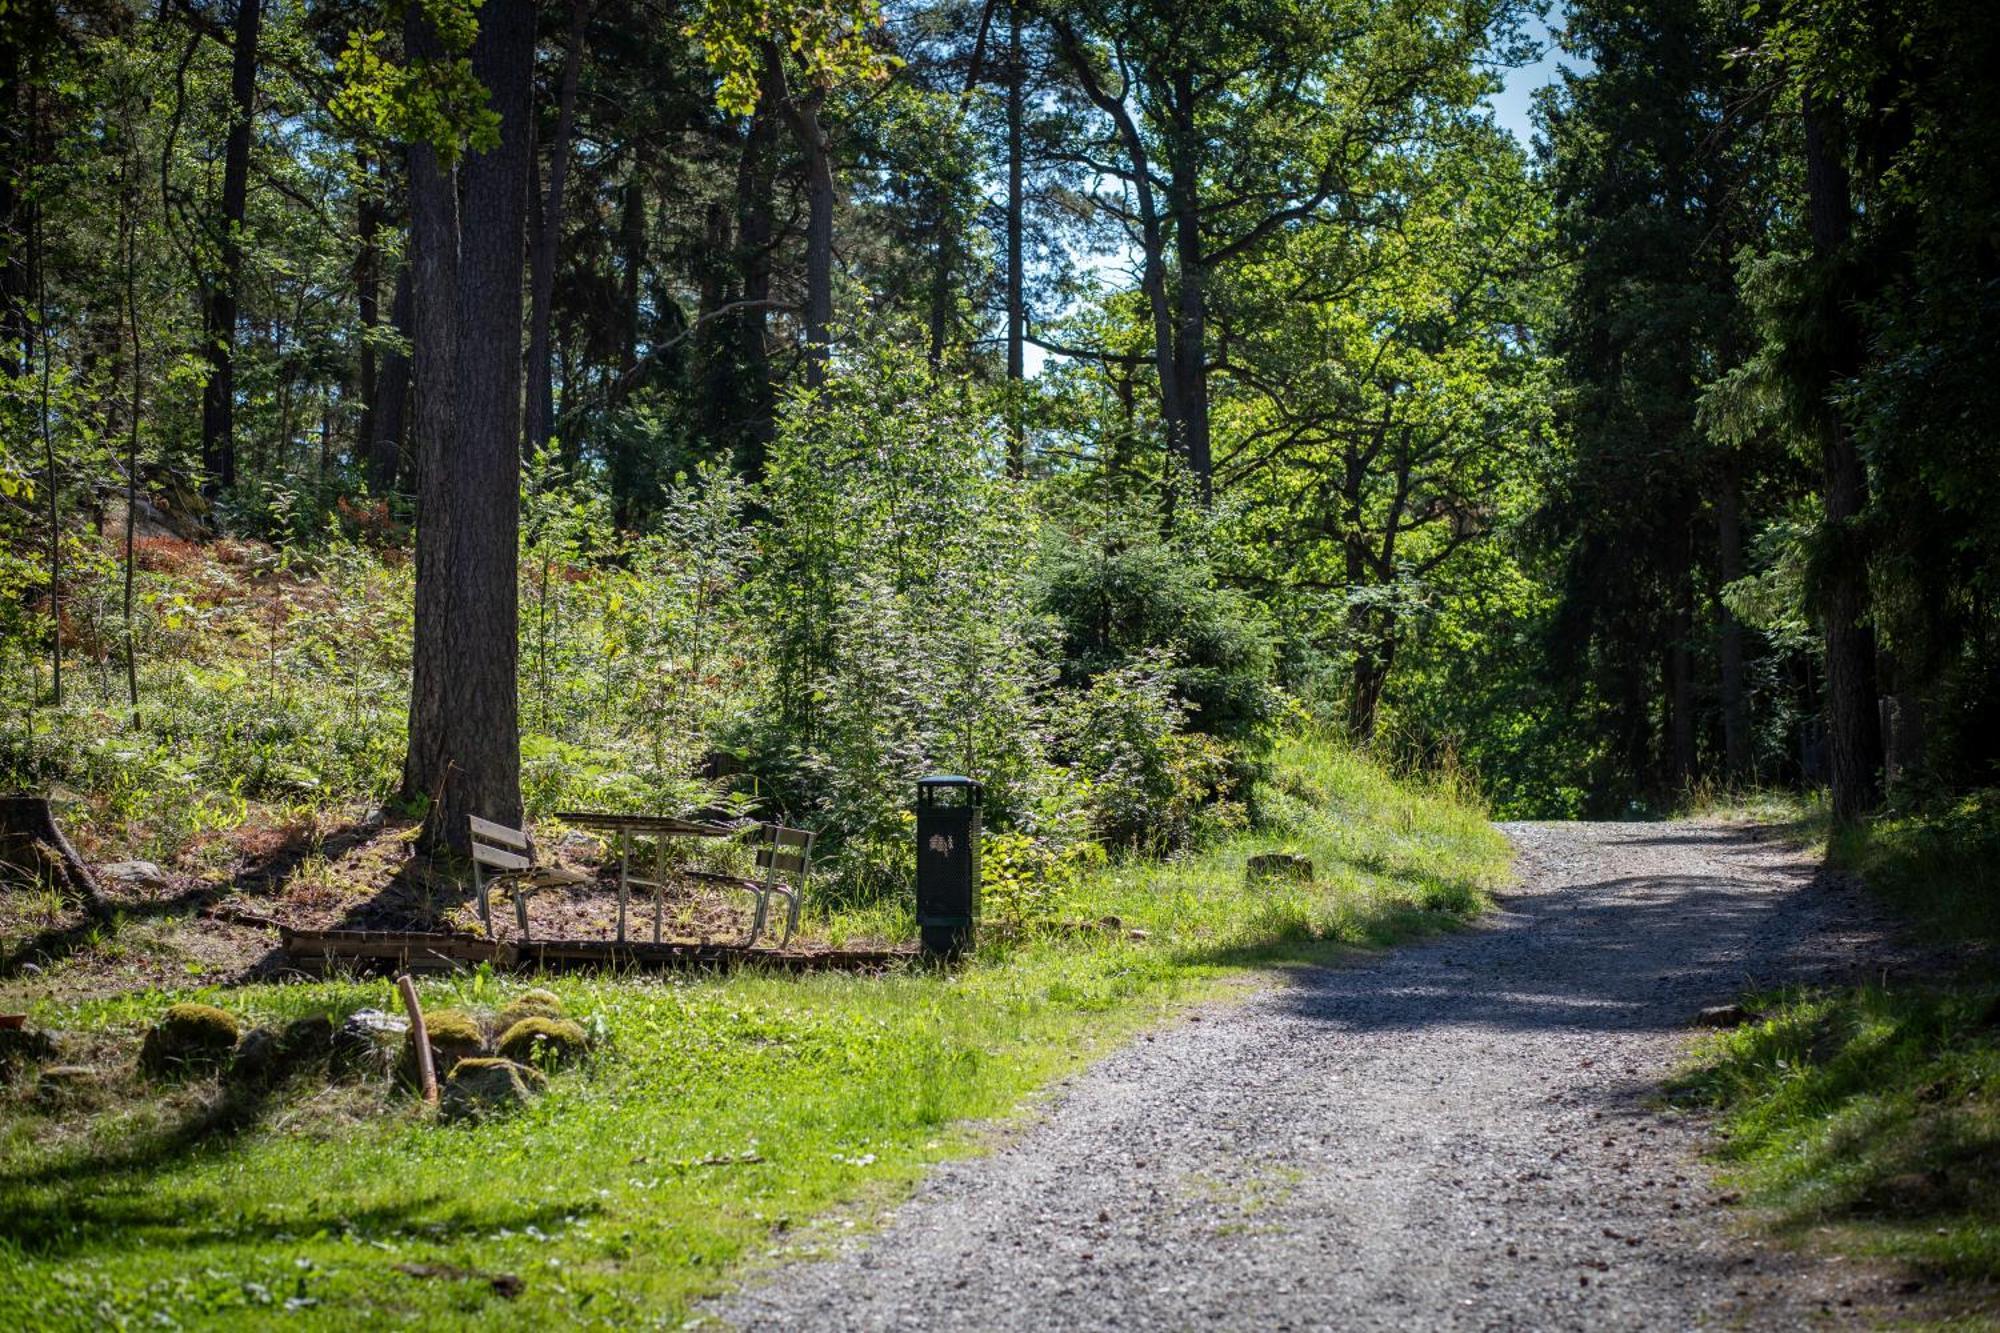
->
468 815 585 941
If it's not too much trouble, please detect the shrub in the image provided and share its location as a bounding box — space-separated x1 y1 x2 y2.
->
139 1003 240 1078
1062 657 1245 855
1037 524 1276 745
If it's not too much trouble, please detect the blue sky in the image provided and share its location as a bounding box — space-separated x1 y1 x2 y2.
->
1485 7 1577 149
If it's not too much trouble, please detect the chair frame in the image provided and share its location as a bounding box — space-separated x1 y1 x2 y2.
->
686 822 816 949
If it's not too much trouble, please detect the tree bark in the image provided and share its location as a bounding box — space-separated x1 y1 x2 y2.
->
1803 91 1882 821
524 0 586 460
762 41 834 388
355 151 379 476
1004 1 1025 475
198 0 262 497
1166 74 1211 507
731 86 779 477
0 797 108 916
369 264 411 493
0 41 27 383
402 0 534 853
1715 461 1752 780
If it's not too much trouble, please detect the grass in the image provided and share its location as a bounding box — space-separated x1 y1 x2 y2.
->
0 731 1509 1329
1675 783 2000 1304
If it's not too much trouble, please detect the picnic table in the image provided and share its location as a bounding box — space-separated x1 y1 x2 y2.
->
554 811 741 944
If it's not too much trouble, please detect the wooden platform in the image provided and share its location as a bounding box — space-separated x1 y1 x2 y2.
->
279 927 919 975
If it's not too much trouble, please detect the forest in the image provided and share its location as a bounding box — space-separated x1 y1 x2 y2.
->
3 0 1994 870
0 0 1998 1323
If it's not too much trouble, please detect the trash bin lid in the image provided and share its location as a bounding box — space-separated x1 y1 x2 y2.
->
918 774 979 788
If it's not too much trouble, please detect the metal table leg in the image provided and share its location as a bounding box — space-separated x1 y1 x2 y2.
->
616 830 630 943
653 836 665 944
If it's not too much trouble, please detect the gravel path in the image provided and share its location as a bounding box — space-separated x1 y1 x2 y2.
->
713 820 1907 1331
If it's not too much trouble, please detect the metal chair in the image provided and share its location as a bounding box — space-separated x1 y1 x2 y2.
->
685 822 816 948
746 823 815 949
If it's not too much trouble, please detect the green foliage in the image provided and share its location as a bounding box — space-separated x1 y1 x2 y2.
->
1675 984 2000 1283
1061 656 1244 855
1038 523 1276 747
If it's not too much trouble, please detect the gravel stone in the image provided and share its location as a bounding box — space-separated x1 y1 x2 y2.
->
712 820 1905 1331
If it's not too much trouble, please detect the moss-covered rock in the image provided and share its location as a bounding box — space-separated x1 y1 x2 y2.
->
438 1057 546 1124
139 1003 240 1078
495 1016 588 1069
495 987 565 1032
397 1007 486 1089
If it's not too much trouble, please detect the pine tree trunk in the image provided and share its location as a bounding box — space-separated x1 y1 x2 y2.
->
1004 2 1025 475
199 0 262 498
1803 92 1882 821
524 0 586 460
1716 463 1752 780
355 151 379 476
369 265 411 494
402 0 534 854
733 92 778 478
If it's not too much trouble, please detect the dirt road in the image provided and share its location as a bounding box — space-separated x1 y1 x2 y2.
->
714 821 1902 1330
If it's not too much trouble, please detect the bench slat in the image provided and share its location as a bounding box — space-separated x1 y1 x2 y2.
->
473 843 532 872
468 814 531 850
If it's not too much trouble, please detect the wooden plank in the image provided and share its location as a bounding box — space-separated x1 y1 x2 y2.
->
554 811 735 837
468 814 531 849
473 843 532 872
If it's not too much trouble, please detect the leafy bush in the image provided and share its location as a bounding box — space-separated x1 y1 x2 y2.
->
1037 523 1277 745
1061 656 1245 855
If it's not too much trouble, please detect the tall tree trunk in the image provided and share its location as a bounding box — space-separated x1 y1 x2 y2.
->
617 169 645 377
402 0 534 853
198 0 262 498
369 265 411 493
355 151 379 474
1004 1 1025 475
0 41 27 383
1669 576 1696 790
525 0 586 460
763 41 834 387
732 91 778 478
1715 461 1752 780
1803 91 1882 821
1166 74 1211 507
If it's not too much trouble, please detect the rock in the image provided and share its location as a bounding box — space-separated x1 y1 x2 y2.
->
33 1065 103 1110
495 987 565 1032
139 1003 240 1078
229 1027 284 1086
0 1026 58 1082
1246 852 1314 885
332 1008 407 1076
495 1016 588 1069
1692 1004 1757 1029
398 1008 486 1089
99 860 170 891
438 1058 546 1123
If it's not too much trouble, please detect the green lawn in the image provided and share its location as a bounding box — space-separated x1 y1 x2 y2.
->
0 734 1508 1329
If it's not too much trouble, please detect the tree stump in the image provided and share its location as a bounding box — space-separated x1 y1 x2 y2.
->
0 795 109 917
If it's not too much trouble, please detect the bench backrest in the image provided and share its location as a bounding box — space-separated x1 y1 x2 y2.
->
754 823 814 883
469 814 532 872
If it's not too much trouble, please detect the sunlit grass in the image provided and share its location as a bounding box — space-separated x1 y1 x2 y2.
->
0 731 1509 1329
